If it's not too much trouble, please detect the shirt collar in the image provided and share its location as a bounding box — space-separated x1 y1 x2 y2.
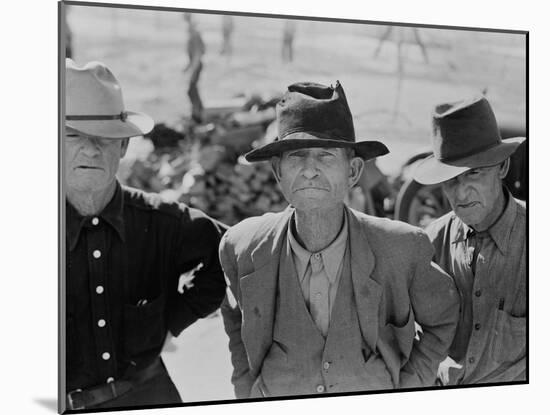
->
453 188 517 255
287 211 348 284
66 182 126 251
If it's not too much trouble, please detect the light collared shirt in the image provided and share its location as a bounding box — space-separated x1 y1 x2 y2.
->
287 212 348 337
426 189 526 384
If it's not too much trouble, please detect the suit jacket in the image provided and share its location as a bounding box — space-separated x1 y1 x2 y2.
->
220 206 459 398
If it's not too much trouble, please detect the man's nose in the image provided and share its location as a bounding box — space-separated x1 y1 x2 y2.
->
80 138 101 157
455 179 470 201
301 156 319 179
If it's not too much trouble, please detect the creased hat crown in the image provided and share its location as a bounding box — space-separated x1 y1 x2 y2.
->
244 81 389 162
65 58 153 139
66 60 126 117
277 81 355 142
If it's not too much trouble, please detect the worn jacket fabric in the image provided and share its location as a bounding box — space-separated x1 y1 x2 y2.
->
254 235 390 396
220 206 459 398
426 193 526 384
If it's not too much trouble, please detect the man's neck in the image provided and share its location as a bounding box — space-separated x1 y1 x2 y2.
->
67 181 117 216
293 204 345 253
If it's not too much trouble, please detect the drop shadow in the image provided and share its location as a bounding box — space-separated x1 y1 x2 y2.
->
34 398 57 412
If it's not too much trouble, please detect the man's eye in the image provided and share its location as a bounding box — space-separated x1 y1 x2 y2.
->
467 169 481 177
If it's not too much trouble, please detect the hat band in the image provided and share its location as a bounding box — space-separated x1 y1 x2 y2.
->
66 111 128 122
436 139 501 163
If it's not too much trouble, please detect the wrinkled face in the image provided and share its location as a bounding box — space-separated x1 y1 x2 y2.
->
271 147 364 212
442 161 509 230
65 128 128 193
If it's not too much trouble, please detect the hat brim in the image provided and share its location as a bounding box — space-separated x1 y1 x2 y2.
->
245 135 389 162
65 111 154 139
413 136 525 185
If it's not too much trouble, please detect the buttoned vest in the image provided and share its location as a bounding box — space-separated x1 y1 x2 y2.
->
258 237 393 396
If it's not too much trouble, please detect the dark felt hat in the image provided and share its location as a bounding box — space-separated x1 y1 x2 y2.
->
413 95 525 185
244 81 389 162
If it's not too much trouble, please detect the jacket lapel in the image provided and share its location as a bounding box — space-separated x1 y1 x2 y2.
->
347 207 382 353
240 208 293 375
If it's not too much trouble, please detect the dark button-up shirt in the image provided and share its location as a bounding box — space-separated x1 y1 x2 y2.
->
66 183 227 392
426 190 526 384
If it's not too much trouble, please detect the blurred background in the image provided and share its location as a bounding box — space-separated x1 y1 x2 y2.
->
63 3 526 403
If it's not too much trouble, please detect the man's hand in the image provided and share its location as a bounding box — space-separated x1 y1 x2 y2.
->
437 356 463 385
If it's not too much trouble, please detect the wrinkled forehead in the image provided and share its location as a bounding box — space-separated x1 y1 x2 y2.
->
280 147 348 157
445 162 504 184
64 126 125 142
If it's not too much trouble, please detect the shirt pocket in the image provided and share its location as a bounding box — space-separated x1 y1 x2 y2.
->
491 309 526 364
123 294 166 358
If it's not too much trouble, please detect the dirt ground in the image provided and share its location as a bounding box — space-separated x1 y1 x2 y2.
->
65 5 526 402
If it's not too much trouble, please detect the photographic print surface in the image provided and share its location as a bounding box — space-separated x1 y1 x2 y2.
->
60 0 527 412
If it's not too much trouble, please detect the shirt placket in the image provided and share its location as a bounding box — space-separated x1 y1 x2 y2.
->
309 253 329 337
463 235 489 377
86 216 117 384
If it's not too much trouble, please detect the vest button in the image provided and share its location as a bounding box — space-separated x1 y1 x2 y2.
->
316 385 325 393
323 361 330 370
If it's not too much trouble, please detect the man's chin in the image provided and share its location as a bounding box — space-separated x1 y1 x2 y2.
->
454 210 482 228
66 178 111 194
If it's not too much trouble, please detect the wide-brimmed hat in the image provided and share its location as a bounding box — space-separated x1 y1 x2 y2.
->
65 59 154 139
244 81 389 162
413 95 525 185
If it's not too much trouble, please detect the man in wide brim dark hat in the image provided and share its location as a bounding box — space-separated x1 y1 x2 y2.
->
417 95 526 387
219 81 460 398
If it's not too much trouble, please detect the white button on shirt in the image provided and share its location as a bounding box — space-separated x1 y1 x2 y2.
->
316 385 325 393
96 285 104 294
97 319 106 328
102 352 110 360
91 217 99 226
93 250 101 259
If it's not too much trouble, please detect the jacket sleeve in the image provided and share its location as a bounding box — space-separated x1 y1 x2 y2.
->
399 230 460 388
167 213 228 337
219 233 255 399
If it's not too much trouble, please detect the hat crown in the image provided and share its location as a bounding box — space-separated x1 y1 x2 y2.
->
276 81 356 142
432 96 502 162
66 59 125 116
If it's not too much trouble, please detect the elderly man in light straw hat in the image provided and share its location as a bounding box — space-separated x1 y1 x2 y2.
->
64 59 226 410
219 81 459 398
414 96 526 386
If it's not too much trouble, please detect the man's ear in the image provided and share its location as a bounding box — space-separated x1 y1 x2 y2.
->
120 138 130 158
270 156 282 183
498 158 510 179
349 157 365 187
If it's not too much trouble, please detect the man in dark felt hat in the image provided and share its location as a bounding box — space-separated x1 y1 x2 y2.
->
220 81 459 398
414 96 526 386
64 59 226 410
